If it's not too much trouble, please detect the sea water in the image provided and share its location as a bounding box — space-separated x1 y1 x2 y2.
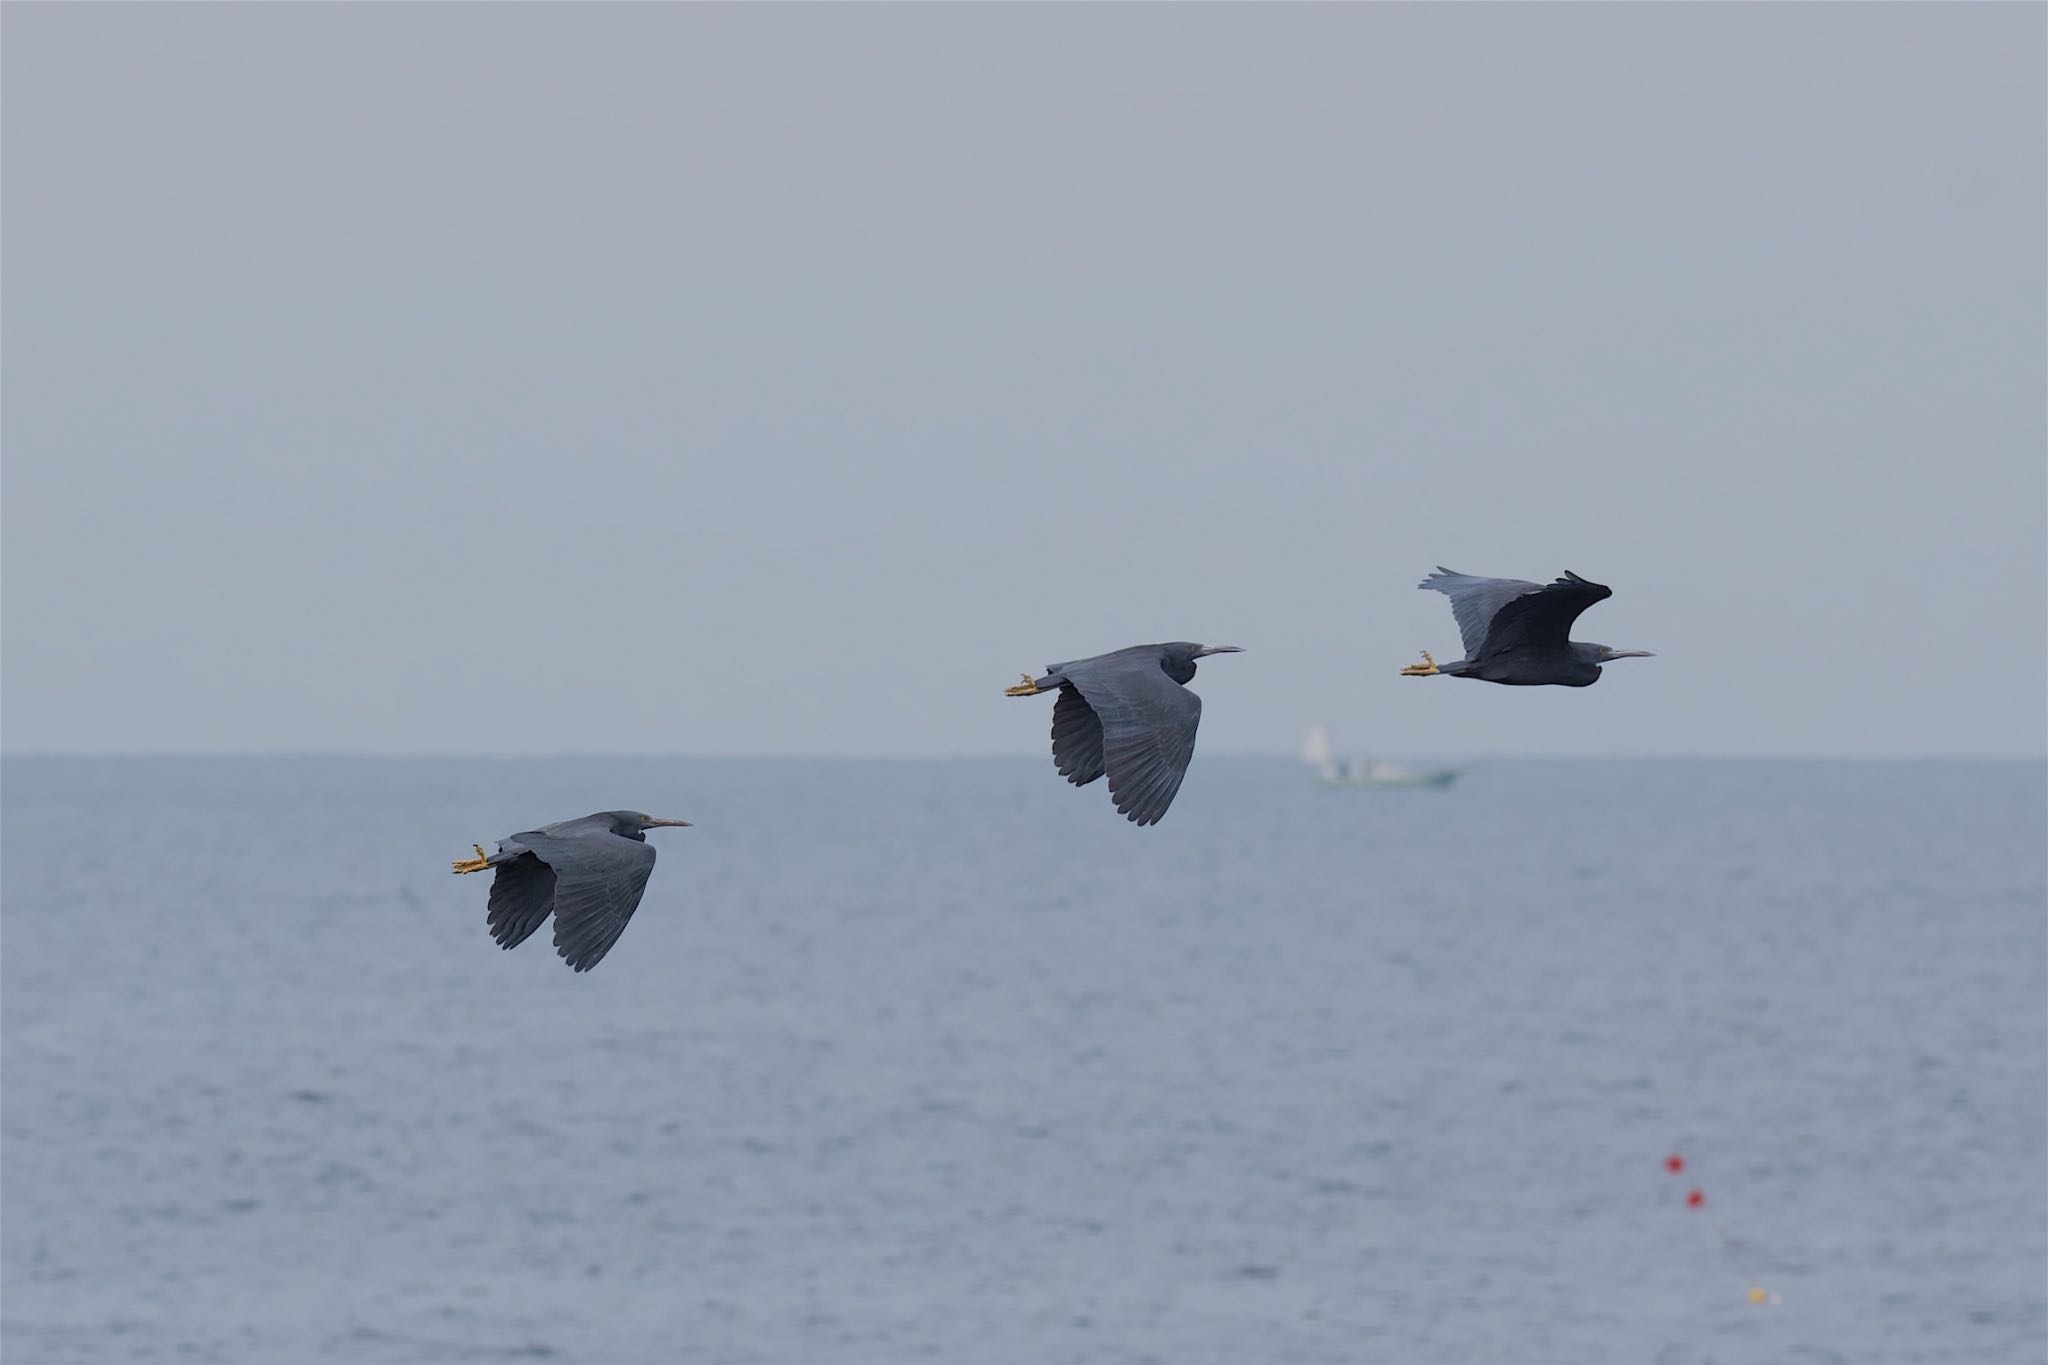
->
3 756 2042 1364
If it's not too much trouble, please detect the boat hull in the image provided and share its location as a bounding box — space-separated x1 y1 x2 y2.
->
1315 770 1458 789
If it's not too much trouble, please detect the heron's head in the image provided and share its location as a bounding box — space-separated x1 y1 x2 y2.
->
1595 645 1656 663
1159 642 1243 682
610 811 692 834
1162 642 1244 671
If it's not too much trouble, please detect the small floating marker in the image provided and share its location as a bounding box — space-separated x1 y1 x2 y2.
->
1663 1150 1776 1303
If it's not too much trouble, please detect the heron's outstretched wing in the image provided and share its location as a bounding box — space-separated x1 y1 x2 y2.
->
1065 658 1202 826
1420 568 1544 657
513 829 658 972
1478 572 1613 656
1051 684 1106 787
486 852 557 950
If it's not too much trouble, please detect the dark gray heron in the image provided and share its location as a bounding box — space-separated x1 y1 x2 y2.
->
1401 568 1653 687
1005 642 1243 826
450 811 690 972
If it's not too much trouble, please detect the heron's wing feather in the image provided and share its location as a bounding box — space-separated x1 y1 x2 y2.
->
1050 684 1106 787
1478 572 1613 655
514 830 658 973
1065 659 1202 826
486 853 557 950
1420 568 1545 657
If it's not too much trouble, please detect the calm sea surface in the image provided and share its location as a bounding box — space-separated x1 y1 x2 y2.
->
3 757 2042 1364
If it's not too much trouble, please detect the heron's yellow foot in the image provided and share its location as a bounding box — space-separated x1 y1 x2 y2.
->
450 844 491 875
1400 651 1440 677
1004 673 1041 697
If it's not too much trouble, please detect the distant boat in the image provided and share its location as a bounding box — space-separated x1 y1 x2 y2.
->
1302 727 1458 788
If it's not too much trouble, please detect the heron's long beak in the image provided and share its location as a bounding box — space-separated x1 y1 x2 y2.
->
1195 644 1245 657
645 817 692 828
1610 650 1655 659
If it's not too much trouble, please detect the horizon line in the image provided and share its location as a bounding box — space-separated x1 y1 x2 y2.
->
3 750 2043 764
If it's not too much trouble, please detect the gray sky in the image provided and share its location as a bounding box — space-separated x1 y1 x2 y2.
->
4 4 2042 759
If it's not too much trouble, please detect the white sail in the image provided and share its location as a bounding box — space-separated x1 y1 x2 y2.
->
1302 726 1333 768
1302 720 1335 773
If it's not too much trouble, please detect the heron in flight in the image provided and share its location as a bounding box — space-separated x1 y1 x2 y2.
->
451 811 690 971
1005 642 1242 826
1401 569 1652 687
